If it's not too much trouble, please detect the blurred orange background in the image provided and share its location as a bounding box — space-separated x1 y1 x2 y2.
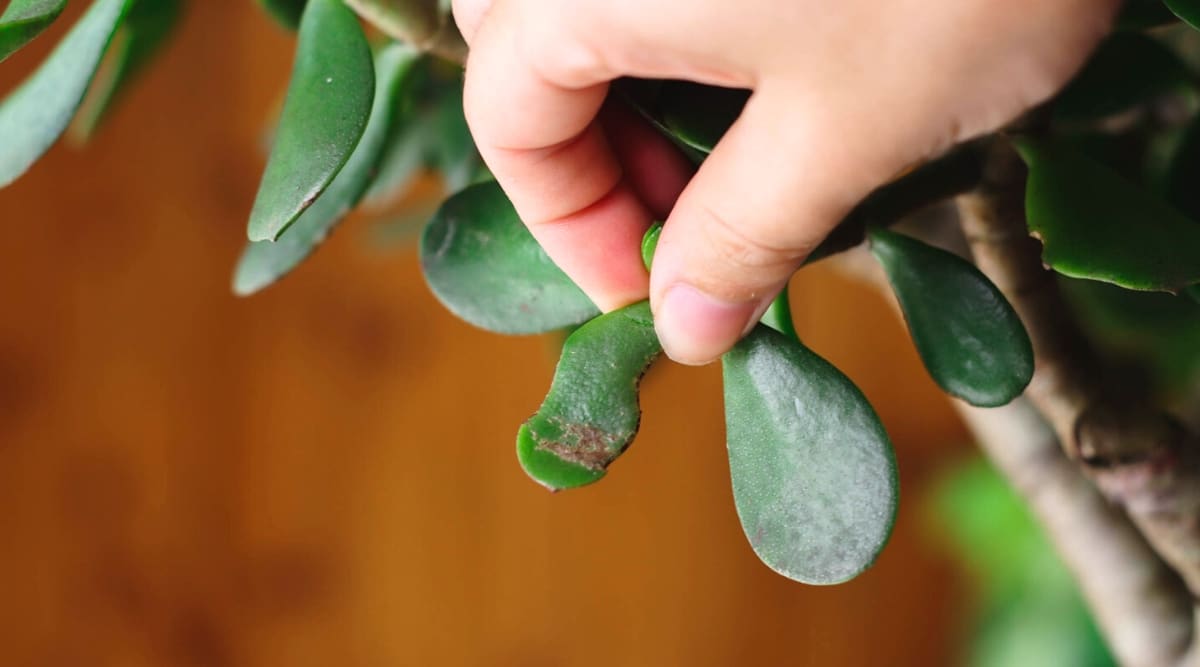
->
0 3 975 665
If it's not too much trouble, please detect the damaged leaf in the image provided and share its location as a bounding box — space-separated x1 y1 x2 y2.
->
517 301 661 491
1016 138 1200 292
420 180 599 334
722 326 898 584
869 228 1033 407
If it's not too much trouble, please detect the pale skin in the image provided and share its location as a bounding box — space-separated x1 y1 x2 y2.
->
452 0 1123 364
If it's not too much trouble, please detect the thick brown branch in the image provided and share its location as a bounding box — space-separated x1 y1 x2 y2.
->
957 399 1193 667
833 245 1194 666
346 0 468 62
958 137 1200 617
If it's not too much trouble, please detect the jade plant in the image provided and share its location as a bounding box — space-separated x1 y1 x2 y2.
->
5 0 1200 658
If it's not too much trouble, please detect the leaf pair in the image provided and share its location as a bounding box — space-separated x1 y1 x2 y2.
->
235 43 422 295
0 0 183 187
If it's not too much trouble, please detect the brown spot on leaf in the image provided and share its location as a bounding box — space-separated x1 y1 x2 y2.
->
532 419 624 471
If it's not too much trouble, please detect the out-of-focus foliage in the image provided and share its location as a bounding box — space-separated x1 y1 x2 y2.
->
931 459 1115 667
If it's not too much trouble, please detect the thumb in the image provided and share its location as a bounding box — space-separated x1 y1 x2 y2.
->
649 88 907 365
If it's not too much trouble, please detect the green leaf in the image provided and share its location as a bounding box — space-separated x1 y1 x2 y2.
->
868 228 1033 407
1052 33 1194 123
657 80 748 153
420 181 599 334
1187 284 1200 303
1017 138 1200 292
256 0 307 29
71 0 184 140
234 43 422 295
640 222 662 271
0 0 131 188
722 326 898 585
0 0 66 62
246 0 375 242
1165 0 1200 30
517 302 660 491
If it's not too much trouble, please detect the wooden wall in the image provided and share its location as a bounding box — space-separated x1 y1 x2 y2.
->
0 3 972 665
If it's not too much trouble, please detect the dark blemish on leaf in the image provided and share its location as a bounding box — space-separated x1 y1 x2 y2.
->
533 419 622 471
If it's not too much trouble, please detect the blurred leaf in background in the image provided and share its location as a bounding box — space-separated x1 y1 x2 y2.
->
930 459 1115 667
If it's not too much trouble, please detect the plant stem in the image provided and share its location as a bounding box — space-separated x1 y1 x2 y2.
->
345 0 467 62
760 286 798 340
958 136 1200 665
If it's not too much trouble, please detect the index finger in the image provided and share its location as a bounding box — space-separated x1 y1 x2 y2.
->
461 1 654 311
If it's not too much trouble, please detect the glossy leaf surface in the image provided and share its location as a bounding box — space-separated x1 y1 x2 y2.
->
723 326 898 584
420 181 599 334
1166 0 1200 30
71 0 183 139
869 228 1033 407
1053 33 1193 122
0 0 130 188
0 0 66 62
256 0 307 29
235 44 421 295
517 302 660 491
247 0 374 242
1018 139 1200 291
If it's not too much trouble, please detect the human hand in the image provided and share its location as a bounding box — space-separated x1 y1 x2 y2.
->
452 0 1120 364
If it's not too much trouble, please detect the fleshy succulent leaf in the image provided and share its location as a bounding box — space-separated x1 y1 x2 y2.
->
517 301 660 491
0 0 67 63
246 0 375 242
722 325 898 585
234 43 422 295
1016 138 1200 292
420 180 600 334
1052 32 1194 123
0 0 131 188
71 0 184 140
869 228 1033 407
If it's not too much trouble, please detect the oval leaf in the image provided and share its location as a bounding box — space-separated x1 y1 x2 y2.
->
0 0 66 62
1053 33 1193 123
0 0 130 188
247 0 374 242
869 228 1033 407
517 302 660 491
420 181 599 334
71 0 184 140
234 44 422 295
256 0 307 29
1018 138 1200 291
722 326 898 585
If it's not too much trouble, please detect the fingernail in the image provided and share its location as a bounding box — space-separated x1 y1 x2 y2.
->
655 283 759 365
